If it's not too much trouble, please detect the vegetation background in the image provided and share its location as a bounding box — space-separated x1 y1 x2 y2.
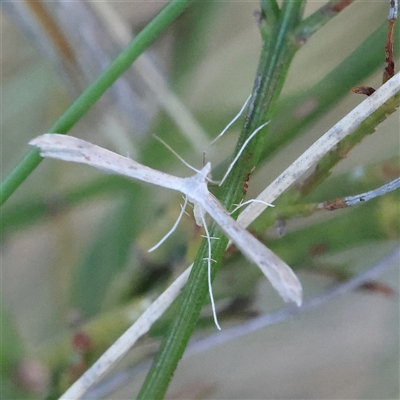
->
2 1 399 398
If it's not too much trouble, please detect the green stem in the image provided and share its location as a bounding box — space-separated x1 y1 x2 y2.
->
261 0 280 19
258 0 280 40
298 90 400 196
0 0 193 206
295 0 355 42
137 1 306 398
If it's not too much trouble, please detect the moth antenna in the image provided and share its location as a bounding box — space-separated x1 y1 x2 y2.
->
153 135 201 174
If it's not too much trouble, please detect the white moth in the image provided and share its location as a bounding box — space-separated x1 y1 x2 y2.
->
30 133 302 308
52 72 400 399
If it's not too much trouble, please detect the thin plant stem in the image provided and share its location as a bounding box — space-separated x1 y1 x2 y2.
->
299 87 400 196
295 0 355 42
1 0 193 206
137 2 306 398
320 177 400 210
